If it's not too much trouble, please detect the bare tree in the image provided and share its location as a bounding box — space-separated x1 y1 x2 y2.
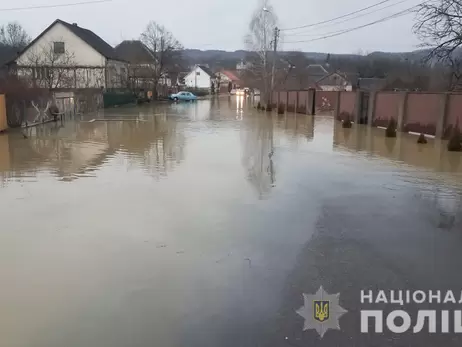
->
414 0 462 90
140 21 183 98
245 0 278 104
25 42 77 90
0 22 30 49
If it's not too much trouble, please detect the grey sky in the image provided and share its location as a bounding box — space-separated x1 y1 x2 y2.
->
0 0 422 53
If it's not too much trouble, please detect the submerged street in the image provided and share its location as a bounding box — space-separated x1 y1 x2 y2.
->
2 97 462 347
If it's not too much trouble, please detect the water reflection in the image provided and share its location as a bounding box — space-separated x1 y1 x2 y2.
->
0 113 186 184
241 114 275 199
333 121 462 174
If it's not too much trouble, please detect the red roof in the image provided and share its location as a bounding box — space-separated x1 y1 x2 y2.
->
221 70 240 81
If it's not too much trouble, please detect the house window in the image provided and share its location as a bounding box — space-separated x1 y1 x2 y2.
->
196 71 200 76
54 42 65 54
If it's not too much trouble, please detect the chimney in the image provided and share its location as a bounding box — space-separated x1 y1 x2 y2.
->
72 23 78 26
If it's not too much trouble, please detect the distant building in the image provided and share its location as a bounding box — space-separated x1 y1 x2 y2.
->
114 40 157 90
315 72 353 91
236 60 252 71
184 65 214 89
217 70 241 92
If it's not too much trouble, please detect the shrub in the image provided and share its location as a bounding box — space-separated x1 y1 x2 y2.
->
386 118 397 138
342 116 352 128
278 104 285 115
261 106 266 111
257 102 261 110
417 133 427 144
448 126 462 152
339 111 350 121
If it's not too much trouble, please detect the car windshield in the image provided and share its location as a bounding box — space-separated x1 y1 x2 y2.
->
4 2 462 347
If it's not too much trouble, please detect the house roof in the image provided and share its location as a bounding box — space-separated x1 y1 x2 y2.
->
114 40 155 64
221 70 240 81
306 64 329 76
316 72 351 86
12 19 123 63
197 65 214 77
357 78 387 91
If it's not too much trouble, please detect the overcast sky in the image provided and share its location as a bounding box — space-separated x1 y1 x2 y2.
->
0 0 422 53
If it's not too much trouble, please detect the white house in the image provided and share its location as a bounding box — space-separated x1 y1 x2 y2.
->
184 65 214 89
11 19 128 90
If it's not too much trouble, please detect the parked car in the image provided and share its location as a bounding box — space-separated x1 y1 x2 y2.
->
169 91 197 102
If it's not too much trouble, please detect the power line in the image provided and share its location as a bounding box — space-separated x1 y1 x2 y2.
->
285 0 411 37
283 6 415 44
280 0 394 31
0 0 112 12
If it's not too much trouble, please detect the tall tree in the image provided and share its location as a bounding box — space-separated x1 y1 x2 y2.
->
244 0 278 104
414 0 462 90
140 21 183 98
0 22 30 49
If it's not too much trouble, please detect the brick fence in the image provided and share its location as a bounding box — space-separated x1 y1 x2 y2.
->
332 90 462 139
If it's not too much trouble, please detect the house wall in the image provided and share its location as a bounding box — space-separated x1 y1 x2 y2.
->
184 67 211 89
16 22 106 67
320 85 352 92
107 59 128 89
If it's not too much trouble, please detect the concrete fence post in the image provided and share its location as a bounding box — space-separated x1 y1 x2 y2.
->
354 91 362 123
334 91 341 119
397 92 409 132
367 91 377 127
435 93 449 139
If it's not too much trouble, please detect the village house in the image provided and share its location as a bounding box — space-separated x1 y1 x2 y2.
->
9 19 128 91
184 65 215 90
114 40 157 91
315 72 353 91
216 70 241 92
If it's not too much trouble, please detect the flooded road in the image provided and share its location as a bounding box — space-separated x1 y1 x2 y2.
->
2 97 462 347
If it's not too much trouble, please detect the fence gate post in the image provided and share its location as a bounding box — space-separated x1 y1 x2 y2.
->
334 91 341 119
435 93 449 139
397 92 409 132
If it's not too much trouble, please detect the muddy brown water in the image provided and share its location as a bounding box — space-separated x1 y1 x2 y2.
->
1 97 462 347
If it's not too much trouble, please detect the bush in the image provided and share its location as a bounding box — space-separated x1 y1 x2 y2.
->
342 116 352 128
417 133 427 144
261 106 266 111
386 118 397 138
257 102 261 110
448 126 462 152
338 111 350 121
278 104 285 115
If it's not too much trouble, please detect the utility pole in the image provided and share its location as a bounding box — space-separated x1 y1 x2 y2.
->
270 27 280 105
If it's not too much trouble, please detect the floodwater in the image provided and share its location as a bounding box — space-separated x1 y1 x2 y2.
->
1 96 462 347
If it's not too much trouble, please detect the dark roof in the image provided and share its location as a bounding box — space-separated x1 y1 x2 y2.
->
0 44 17 67
197 65 214 77
305 64 328 77
58 20 122 61
13 19 123 63
114 40 155 64
357 78 387 91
